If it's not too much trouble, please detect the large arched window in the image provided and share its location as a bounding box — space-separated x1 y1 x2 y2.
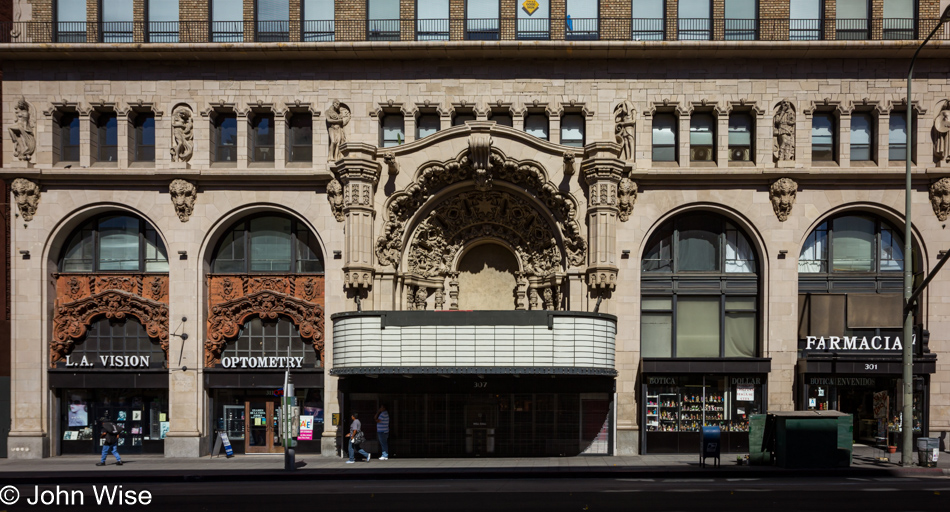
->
221 317 319 368
640 213 759 358
59 316 166 368
211 215 324 273
59 214 168 272
799 214 905 275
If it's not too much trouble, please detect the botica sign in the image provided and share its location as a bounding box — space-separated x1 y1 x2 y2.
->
801 334 915 354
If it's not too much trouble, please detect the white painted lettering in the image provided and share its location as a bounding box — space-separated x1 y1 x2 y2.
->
871 336 882 350
843 337 857 350
858 337 870 350
806 336 817 350
830 337 842 350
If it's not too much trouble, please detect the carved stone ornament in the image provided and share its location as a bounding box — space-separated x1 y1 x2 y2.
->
11 177 40 221
169 179 197 222
326 99 351 161
376 148 586 271
470 132 493 191
205 275 326 366
327 178 345 222
9 98 36 161
563 152 576 176
170 104 194 163
769 177 798 222
617 178 638 222
613 100 636 161
773 99 796 162
50 274 170 367
383 151 399 176
934 104 950 164
929 177 950 221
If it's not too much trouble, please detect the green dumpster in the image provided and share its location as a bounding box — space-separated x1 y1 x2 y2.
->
766 411 852 469
748 414 770 466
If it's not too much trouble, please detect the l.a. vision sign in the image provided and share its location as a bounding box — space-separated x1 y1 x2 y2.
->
62 354 154 369
801 334 915 354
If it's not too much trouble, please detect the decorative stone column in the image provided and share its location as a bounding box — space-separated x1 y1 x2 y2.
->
334 142 381 309
581 142 624 300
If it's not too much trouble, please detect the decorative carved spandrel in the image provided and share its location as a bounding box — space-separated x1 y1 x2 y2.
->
930 177 950 222
11 178 40 222
770 178 798 222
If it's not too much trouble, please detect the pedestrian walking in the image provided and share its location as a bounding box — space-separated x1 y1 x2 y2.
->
345 412 371 463
97 417 122 466
375 404 390 460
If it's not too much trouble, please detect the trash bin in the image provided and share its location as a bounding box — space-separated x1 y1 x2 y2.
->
700 426 721 468
917 437 939 468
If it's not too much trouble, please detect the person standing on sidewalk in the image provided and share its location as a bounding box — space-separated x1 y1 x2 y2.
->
375 404 390 460
345 412 371 463
97 417 122 466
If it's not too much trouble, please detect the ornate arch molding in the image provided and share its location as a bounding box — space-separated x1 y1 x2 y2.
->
51 274 170 368
205 275 326 367
376 137 587 273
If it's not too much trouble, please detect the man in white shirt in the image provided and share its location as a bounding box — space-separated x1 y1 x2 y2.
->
375 404 390 460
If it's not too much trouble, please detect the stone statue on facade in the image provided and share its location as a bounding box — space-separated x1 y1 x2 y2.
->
933 104 950 164
9 98 36 162
327 178 345 222
929 177 950 221
11 177 40 222
613 101 636 161
769 177 798 222
773 100 796 163
617 177 637 222
170 104 194 163
326 100 351 161
169 179 197 222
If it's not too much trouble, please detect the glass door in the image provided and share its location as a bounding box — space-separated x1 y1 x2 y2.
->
245 400 281 453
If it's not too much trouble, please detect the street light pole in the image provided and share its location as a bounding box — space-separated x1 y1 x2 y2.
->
903 7 950 466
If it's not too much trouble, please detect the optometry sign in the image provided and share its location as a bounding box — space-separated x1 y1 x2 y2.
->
801 334 915 354
220 356 306 369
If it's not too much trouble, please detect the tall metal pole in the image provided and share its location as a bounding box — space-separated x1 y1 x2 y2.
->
903 10 950 465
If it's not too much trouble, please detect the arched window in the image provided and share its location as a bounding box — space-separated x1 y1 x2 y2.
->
60 214 168 272
222 317 319 367
60 316 166 368
211 215 324 273
799 214 905 275
640 213 759 358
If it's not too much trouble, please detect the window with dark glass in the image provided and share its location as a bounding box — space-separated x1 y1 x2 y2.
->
728 113 753 162
257 0 290 42
368 0 400 41
836 0 869 40
883 0 915 40
724 0 756 40
561 114 585 147
62 317 166 368
690 113 715 162
652 113 677 162
790 0 822 40
228 317 319 367
212 0 244 42
467 0 500 40
416 113 440 139
452 111 476 126
517 0 550 40
59 112 81 162
303 0 335 41
211 215 324 273
251 113 275 162
850 112 874 162
632 0 664 40
799 215 905 274
147 0 179 42
213 113 238 163
491 110 513 127
812 112 836 162
96 112 119 163
56 0 87 42
889 112 910 161
678 0 711 40
102 0 134 42
566 0 598 40
60 214 169 272
288 113 313 163
641 213 758 359
380 113 405 147
133 112 156 162
417 0 450 40
524 113 549 141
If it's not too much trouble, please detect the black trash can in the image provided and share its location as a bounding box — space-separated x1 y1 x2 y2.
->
917 437 939 468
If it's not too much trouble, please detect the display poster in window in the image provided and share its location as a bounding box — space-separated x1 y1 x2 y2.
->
873 390 888 419
160 421 170 440
67 395 88 427
736 384 755 401
297 415 314 441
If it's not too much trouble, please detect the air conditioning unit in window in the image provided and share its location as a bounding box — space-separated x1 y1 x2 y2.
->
690 148 712 161
731 148 749 161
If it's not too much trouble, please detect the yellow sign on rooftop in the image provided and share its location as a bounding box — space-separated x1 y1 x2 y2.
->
523 0 539 15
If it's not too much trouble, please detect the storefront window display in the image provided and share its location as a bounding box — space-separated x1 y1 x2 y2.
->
60 389 169 455
212 388 323 455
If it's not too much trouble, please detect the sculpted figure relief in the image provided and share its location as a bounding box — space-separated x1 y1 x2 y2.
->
769 177 798 222
9 98 36 161
326 100 351 161
929 177 950 221
614 101 636 160
170 104 194 163
327 178 345 222
773 100 796 162
169 179 197 222
617 178 637 222
11 177 40 221
933 104 950 164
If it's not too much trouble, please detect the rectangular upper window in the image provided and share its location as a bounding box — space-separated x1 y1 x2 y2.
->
212 0 244 42
632 0 664 41
59 112 81 162
56 0 87 42
724 0 756 41
96 112 118 163
257 0 290 42
678 0 711 40
836 0 869 40
517 0 550 40
251 113 276 162
102 0 134 43
133 113 156 162
147 0 179 43
689 113 715 162
789 0 822 41
811 112 836 163
566 0 599 41
849 112 874 162
467 0 500 40
889 112 909 161
524 113 549 141
728 113 753 162
417 114 440 139
368 0 400 41
417 0 450 41
883 0 915 40
288 113 313 163
303 0 335 41
652 114 677 162
213 113 238 163
380 114 405 147
561 114 585 148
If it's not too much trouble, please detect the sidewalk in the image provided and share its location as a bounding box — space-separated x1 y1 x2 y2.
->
0 445 945 484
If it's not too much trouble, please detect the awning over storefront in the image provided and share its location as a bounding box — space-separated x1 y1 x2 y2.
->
204 370 325 388
48 371 168 388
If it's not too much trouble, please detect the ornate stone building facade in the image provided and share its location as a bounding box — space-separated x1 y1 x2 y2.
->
3 0 950 458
